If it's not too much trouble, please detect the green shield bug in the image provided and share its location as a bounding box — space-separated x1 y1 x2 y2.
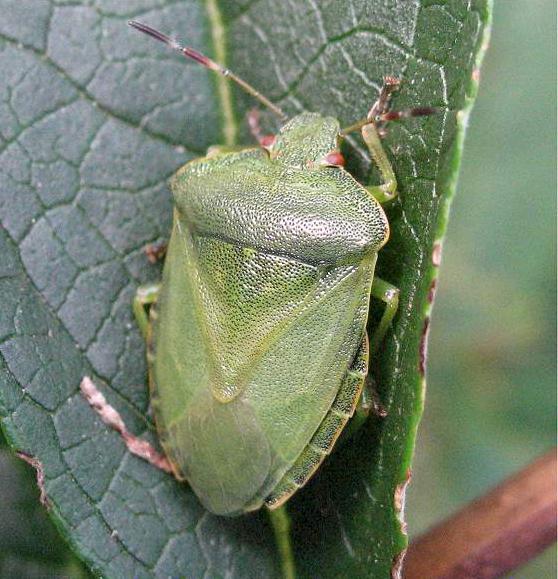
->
81 21 436 518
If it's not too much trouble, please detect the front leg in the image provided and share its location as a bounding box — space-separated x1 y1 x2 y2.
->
363 120 398 205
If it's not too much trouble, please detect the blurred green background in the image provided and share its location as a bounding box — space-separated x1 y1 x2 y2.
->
408 0 557 576
0 1 555 577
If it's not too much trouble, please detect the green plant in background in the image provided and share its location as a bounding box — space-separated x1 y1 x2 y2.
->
10 1 556 577
408 1 557 576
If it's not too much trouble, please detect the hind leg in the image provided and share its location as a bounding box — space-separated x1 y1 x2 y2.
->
340 374 388 445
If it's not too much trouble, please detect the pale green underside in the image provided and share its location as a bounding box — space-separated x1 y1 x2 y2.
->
150 117 387 516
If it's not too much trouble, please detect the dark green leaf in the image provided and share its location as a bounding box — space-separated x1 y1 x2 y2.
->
0 1 491 577
0 431 88 578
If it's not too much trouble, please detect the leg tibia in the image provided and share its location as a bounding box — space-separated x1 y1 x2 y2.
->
362 121 398 204
133 283 160 339
338 375 387 443
370 277 400 354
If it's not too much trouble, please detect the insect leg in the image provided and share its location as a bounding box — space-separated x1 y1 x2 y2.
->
144 240 167 263
369 76 400 119
339 375 388 444
133 282 160 339
362 120 398 204
356 376 388 419
370 277 400 354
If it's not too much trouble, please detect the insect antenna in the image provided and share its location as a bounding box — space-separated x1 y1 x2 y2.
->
340 77 438 136
128 20 286 120
340 106 438 136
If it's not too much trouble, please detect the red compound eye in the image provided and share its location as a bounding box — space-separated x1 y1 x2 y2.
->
323 151 345 166
260 135 276 148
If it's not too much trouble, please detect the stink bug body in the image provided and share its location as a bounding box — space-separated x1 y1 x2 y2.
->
82 21 435 518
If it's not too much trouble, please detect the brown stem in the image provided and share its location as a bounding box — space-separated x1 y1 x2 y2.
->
404 449 557 579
